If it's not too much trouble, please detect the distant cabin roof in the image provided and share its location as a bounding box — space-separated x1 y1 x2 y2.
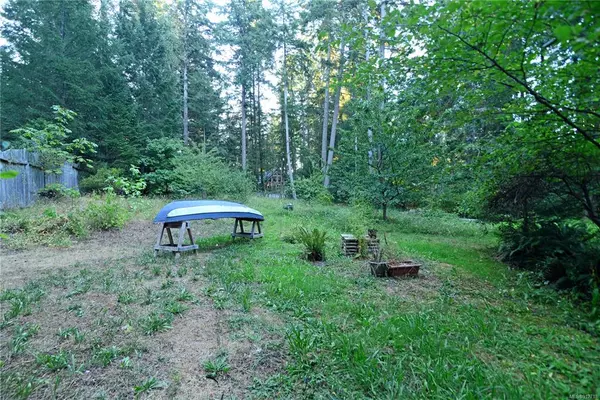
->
154 200 264 224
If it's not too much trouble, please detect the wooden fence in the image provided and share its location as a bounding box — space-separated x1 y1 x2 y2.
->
0 149 79 209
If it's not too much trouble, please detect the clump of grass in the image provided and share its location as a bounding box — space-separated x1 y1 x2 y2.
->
161 279 174 290
163 301 188 316
0 372 42 399
175 287 194 302
202 354 231 379
134 377 166 397
119 356 133 369
93 346 122 367
1 285 45 321
240 287 252 313
297 227 327 261
11 323 40 354
118 292 136 304
140 313 173 335
36 351 69 371
57 327 85 343
86 193 129 230
66 303 84 317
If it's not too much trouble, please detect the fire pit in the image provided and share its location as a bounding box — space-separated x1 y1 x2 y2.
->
387 260 421 277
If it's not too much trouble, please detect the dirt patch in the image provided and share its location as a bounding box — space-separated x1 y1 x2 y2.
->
382 265 443 302
0 220 158 288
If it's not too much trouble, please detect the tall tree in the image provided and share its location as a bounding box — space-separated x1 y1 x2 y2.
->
323 37 346 188
174 0 221 146
1 0 102 142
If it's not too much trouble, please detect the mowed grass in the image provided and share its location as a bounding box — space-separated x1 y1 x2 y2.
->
0 196 598 399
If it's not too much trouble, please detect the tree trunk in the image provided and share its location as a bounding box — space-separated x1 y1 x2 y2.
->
182 0 189 145
377 1 386 165
182 60 189 144
241 84 247 171
321 43 332 169
364 7 373 172
257 72 265 192
323 38 345 188
252 71 259 183
382 202 387 220
283 45 297 200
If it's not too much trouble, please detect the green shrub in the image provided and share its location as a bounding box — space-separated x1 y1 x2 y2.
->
498 221 600 295
0 213 31 234
170 149 253 201
289 174 332 204
86 194 129 230
298 227 327 261
65 212 89 238
140 140 253 200
104 166 146 197
79 167 123 194
37 183 79 199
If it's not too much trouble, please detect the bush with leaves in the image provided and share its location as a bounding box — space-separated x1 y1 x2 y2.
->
104 166 146 197
86 193 129 230
10 106 97 174
498 221 600 296
80 167 123 193
170 149 253 201
140 138 184 194
289 174 332 204
37 183 80 199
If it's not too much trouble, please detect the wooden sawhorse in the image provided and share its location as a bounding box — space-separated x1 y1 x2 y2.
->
154 221 199 257
231 218 263 239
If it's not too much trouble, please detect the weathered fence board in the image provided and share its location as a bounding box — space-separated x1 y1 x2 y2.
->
0 149 78 209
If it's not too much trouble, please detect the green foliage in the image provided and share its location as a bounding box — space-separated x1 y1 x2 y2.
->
498 221 600 295
37 183 80 199
290 174 332 203
104 166 146 197
0 170 19 179
140 312 173 335
93 346 122 367
297 227 327 261
202 355 231 378
10 106 97 173
10 323 40 354
170 149 254 200
163 301 188 316
133 377 166 397
86 194 129 230
142 141 254 200
80 167 123 194
36 351 69 371
140 138 184 194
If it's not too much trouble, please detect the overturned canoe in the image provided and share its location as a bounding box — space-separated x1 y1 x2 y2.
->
153 200 265 257
153 200 264 224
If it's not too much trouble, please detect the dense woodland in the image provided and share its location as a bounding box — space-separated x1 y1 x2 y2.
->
1 0 599 297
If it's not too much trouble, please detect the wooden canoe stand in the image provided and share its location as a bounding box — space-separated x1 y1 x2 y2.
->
231 218 263 239
154 221 199 257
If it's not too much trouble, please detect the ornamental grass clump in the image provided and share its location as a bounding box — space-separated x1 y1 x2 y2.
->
298 227 327 262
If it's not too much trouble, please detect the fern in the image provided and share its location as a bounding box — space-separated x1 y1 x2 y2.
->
298 227 327 261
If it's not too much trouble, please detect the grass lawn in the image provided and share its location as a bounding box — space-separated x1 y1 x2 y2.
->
0 196 598 399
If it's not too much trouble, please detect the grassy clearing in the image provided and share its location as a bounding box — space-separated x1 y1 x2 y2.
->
0 196 598 399
207 198 600 399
